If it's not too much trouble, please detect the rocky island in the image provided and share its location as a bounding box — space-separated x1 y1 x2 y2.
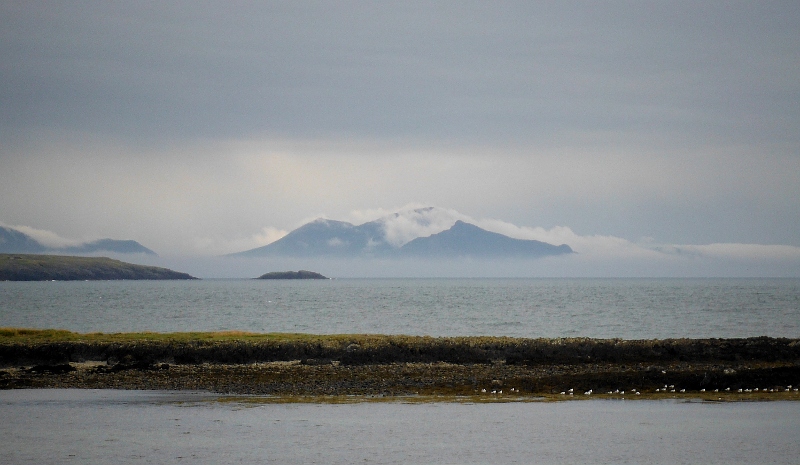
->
0 254 196 281
256 270 329 279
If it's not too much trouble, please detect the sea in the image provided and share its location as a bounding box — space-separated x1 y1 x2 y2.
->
1 277 798 338
1 389 798 465
2 278 799 464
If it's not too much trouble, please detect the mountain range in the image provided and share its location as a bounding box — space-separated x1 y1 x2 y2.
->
232 208 573 259
0 226 156 256
2 207 574 260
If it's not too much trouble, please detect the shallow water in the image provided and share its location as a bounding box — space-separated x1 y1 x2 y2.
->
1 278 799 338
1 389 798 464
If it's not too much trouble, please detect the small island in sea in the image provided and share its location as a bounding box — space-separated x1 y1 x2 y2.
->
256 270 329 280
0 254 197 281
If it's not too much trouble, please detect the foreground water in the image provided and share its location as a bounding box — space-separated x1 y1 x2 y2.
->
3 281 799 463
1 278 799 338
2 389 798 464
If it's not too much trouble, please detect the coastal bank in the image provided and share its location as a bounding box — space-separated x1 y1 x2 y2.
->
1 330 798 400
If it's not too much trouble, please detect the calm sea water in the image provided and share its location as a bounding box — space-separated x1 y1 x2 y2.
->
3 281 800 464
1 278 799 338
2 389 799 465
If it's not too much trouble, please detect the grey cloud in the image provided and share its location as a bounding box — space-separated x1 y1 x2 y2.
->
2 134 798 255
2 1 798 146
1 1 799 268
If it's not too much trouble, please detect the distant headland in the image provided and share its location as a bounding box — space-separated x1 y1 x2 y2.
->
0 226 156 255
0 254 196 281
256 270 329 280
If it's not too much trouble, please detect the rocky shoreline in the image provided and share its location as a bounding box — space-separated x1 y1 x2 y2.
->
2 334 799 400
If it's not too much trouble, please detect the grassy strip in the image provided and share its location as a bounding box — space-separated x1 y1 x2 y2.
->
0 328 521 345
0 328 319 343
2 328 799 369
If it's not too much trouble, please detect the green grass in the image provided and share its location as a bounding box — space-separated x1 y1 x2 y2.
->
3 329 798 369
0 328 79 341
0 328 454 347
0 327 512 344
0 328 332 343
0 329 546 358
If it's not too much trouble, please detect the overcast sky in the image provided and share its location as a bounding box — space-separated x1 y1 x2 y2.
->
2 1 799 276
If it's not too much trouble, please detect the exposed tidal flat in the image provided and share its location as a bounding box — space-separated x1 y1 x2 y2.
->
2 330 799 401
4 335 800 464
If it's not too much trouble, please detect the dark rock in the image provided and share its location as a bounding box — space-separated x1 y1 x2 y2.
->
25 364 76 374
256 270 329 279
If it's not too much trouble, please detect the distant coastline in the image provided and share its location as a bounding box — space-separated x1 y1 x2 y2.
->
0 254 196 281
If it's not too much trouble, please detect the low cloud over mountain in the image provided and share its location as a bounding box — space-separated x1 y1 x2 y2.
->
0 225 156 256
230 207 573 259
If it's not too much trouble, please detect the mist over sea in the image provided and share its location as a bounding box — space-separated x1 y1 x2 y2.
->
2 278 798 339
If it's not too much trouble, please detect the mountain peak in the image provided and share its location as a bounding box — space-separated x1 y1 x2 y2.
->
232 208 572 259
400 220 573 258
233 216 388 257
306 218 355 228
